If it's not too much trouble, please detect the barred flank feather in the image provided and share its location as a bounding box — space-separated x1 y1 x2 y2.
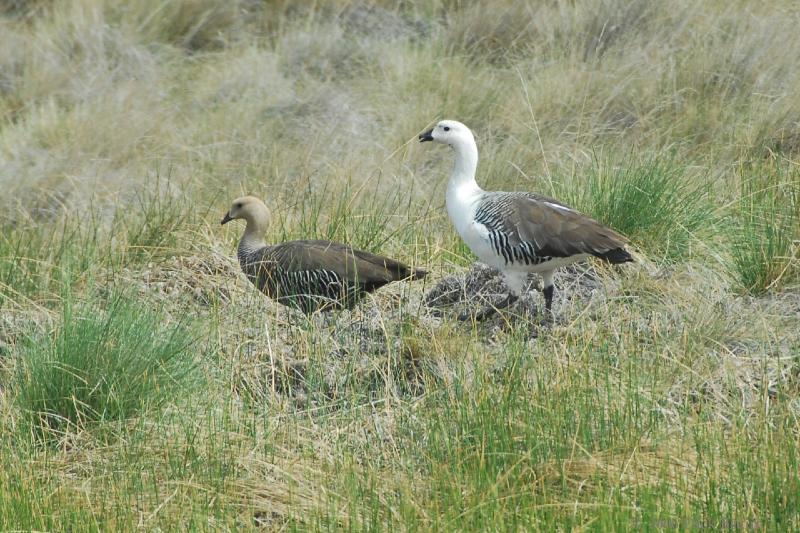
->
474 191 631 267
238 239 425 313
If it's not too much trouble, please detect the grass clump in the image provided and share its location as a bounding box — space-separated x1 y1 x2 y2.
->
731 165 800 295
279 175 424 253
556 156 714 261
0 216 102 308
120 180 193 264
12 291 198 442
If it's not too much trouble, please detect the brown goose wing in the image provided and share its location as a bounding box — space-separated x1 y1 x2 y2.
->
269 240 425 289
484 193 632 262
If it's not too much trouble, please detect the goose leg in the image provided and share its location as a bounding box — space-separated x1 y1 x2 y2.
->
541 270 555 312
542 285 554 311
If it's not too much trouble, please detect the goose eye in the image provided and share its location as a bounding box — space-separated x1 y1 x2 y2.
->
443 126 450 132
235 203 242 209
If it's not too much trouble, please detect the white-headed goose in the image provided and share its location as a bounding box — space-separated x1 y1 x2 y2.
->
221 196 425 313
419 120 632 320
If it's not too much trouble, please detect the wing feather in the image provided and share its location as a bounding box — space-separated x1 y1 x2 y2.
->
268 240 422 286
483 193 630 260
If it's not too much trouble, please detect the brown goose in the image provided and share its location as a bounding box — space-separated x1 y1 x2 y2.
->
419 120 632 320
221 196 425 313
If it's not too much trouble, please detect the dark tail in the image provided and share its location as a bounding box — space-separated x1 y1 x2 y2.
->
379 256 427 281
597 247 633 264
408 267 427 281
392 262 426 281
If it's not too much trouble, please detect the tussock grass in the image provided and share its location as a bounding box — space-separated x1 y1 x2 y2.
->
120 176 194 264
0 214 101 308
280 175 429 253
555 156 715 260
12 291 198 442
1 0 800 530
731 164 800 294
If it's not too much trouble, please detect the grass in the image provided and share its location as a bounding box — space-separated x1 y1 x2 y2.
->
283 174 426 252
12 291 199 443
731 164 800 294
120 175 194 264
1 0 800 530
0 213 101 308
554 155 715 261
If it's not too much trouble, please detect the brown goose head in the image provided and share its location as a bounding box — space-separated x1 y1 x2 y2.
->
221 196 271 238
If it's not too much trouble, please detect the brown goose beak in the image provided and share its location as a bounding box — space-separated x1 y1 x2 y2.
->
220 212 233 225
418 128 434 142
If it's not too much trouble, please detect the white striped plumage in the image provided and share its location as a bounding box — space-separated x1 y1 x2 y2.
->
420 119 631 317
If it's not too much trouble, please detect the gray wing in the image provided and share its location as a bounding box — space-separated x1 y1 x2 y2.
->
476 192 632 263
242 244 353 312
268 240 425 289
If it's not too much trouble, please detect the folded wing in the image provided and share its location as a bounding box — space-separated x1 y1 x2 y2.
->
481 193 633 264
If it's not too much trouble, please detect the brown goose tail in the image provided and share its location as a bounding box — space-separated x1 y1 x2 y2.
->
597 247 634 264
408 267 427 281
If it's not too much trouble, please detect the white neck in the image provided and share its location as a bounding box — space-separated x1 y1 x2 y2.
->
447 135 480 190
445 135 483 232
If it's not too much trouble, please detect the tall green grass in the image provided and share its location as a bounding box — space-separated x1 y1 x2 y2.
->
0 185 195 308
556 156 714 261
730 165 799 294
12 291 199 442
277 175 426 253
0 215 102 307
120 180 193 264
305 318 800 531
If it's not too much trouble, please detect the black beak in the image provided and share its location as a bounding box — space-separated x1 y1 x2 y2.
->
418 128 434 142
220 212 233 225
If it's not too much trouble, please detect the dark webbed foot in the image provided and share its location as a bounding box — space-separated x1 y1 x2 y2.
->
459 293 519 322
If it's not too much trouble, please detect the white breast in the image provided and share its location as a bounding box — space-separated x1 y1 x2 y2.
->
446 185 507 269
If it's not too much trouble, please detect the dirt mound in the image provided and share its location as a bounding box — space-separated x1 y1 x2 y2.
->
423 262 608 332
